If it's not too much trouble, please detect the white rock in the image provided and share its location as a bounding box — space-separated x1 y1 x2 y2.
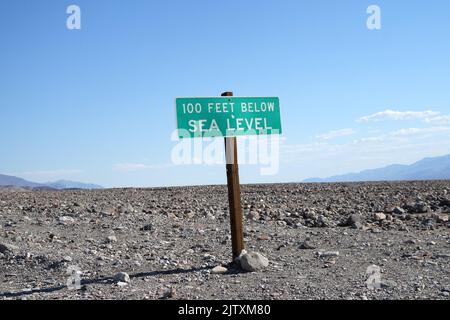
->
211 266 228 274
239 251 269 272
107 235 117 243
316 251 340 258
58 216 75 225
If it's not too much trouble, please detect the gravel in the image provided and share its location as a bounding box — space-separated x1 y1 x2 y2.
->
0 181 449 300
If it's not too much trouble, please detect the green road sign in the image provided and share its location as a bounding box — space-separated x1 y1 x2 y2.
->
175 97 282 138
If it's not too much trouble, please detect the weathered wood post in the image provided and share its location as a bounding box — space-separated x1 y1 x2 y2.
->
222 91 245 260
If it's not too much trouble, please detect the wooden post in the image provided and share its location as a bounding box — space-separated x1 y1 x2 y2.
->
222 91 245 261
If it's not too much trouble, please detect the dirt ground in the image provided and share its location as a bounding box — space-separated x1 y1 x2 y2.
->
1 181 449 300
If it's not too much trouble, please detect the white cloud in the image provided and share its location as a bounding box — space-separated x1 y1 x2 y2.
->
113 163 173 172
358 109 439 123
425 115 450 126
348 126 450 144
283 126 450 161
316 128 356 140
389 126 450 138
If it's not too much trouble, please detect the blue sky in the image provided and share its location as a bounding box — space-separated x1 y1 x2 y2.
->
1 0 449 187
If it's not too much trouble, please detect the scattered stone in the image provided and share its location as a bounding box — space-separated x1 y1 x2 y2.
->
107 235 118 243
114 272 130 284
62 256 73 262
421 218 435 229
167 212 177 219
141 224 153 231
257 234 271 241
101 209 115 216
211 266 228 274
316 251 340 258
380 280 397 289
58 216 75 225
393 207 406 215
374 213 386 221
317 215 334 228
347 214 361 224
238 251 269 272
323 258 337 268
347 214 363 229
410 202 430 214
299 240 316 250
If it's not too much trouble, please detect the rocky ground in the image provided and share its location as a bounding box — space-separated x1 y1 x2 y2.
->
0 181 449 300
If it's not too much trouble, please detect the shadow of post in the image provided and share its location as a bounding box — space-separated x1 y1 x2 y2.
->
0 266 210 299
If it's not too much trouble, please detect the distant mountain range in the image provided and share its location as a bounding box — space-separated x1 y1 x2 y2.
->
304 154 450 183
2 154 450 189
0 174 102 190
